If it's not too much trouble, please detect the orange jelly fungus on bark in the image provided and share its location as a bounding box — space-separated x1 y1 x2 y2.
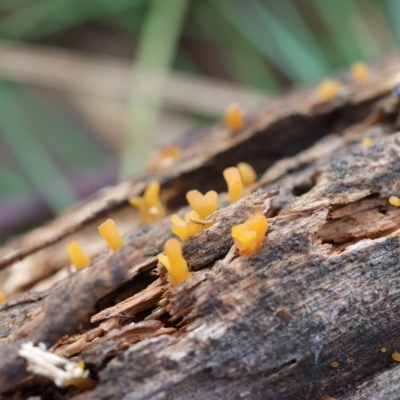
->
392 352 400 361
232 210 268 255
97 219 125 251
129 181 166 224
0 290 5 303
237 162 257 186
362 138 374 148
160 144 180 161
317 78 342 102
389 196 400 207
186 190 218 219
381 347 387 353
157 238 191 285
225 103 244 131
351 62 370 84
330 361 338 368
171 210 214 242
67 241 90 269
223 167 244 204
63 361 97 389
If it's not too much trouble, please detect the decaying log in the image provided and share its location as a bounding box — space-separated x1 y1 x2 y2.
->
2 56 400 399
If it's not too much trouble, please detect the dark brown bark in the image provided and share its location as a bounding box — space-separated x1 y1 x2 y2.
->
2 55 400 400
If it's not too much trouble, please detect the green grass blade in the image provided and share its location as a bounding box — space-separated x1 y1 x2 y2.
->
0 162 27 197
0 83 76 213
120 0 189 178
193 1 280 93
211 0 296 81
382 0 400 47
0 0 145 41
250 0 329 83
266 0 331 72
310 0 364 64
13 86 106 171
350 0 388 58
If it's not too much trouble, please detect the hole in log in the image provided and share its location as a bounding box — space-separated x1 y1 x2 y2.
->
318 194 400 251
292 176 317 197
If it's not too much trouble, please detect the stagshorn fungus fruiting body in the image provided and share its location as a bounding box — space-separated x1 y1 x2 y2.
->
391 352 400 362
232 210 268 255
237 162 257 186
97 219 125 251
224 103 245 131
66 241 90 269
316 78 343 102
389 196 400 207
129 181 166 224
186 190 218 219
157 238 191 285
351 61 370 84
223 167 244 204
362 138 374 148
171 210 214 242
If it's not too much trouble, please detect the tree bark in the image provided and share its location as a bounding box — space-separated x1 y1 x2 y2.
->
1 55 400 400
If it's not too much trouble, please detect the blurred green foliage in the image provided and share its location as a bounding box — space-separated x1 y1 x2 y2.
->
0 0 399 239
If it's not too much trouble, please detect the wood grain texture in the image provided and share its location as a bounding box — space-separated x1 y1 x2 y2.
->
73 133 400 400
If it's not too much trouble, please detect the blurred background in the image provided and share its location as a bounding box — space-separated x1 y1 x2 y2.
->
0 0 399 242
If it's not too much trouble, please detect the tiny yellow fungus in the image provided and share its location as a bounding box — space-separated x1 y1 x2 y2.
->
149 145 180 170
232 210 268 255
62 360 97 389
330 361 338 368
0 290 5 304
389 196 400 207
160 144 180 161
381 347 387 353
223 167 244 204
129 181 166 224
171 210 214 241
186 190 218 219
321 397 336 400
362 138 374 148
317 78 343 102
392 352 400 362
351 62 370 84
97 219 125 251
225 103 244 131
157 238 191 285
67 241 90 269
237 162 257 186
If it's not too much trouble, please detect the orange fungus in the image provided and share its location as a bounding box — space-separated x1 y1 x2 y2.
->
232 211 268 255
67 241 90 269
157 238 191 285
129 181 166 224
97 219 125 251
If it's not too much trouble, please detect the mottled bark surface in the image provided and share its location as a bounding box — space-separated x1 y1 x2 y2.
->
2 56 400 400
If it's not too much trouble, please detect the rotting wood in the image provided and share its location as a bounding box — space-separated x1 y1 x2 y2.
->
0 188 277 395
90 278 165 323
1 56 400 399
1 54 399 287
